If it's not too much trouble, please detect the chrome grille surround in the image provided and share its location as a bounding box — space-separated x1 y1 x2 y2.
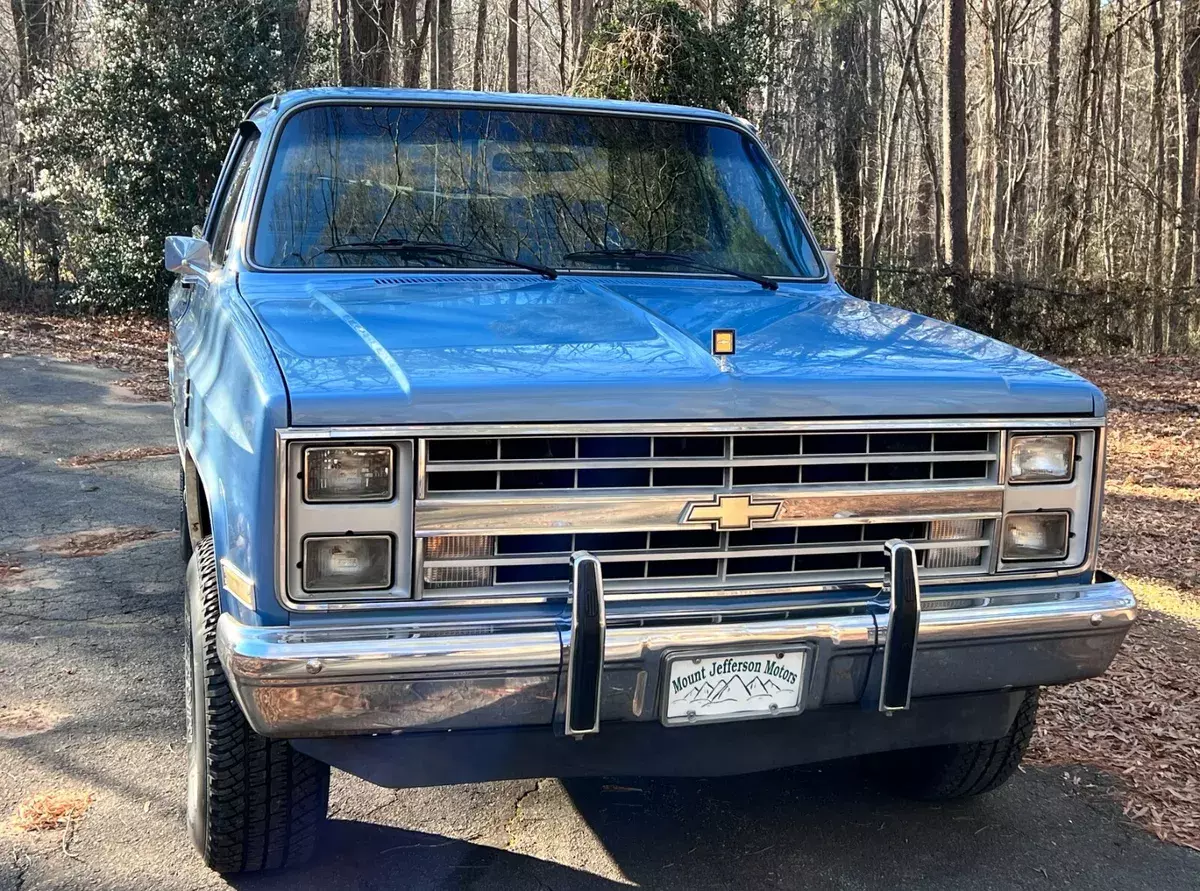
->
275 418 1105 611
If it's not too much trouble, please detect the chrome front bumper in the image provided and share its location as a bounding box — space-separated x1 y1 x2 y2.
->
215 574 1136 738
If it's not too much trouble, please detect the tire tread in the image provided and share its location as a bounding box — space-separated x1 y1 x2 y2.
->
869 689 1039 801
190 538 329 874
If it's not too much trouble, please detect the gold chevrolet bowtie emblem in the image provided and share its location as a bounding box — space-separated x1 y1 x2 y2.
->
681 494 782 531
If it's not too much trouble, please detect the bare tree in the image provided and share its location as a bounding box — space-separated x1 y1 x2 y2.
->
473 0 487 89
506 0 518 91
333 0 398 86
942 0 970 289
11 0 56 98
397 0 434 86
1172 0 1200 348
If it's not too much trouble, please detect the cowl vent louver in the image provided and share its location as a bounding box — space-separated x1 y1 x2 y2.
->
372 274 530 286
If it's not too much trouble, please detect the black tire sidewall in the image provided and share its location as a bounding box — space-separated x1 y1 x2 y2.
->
179 469 194 563
184 543 211 855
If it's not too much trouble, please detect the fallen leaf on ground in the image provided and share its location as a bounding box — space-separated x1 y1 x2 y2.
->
10 790 95 832
59 445 176 467
34 526 172 558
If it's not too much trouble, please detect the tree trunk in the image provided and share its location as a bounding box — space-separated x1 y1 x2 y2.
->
988 0 1009 275
436 0 454 88
829 11 868 295
1150 0 1167 350
473 0 488 90
1040 0 1061 278
1171 0 1200 350
506 0 519 91
943 0 972 323
862 0 926 300
398 0 428 87
11 0 55 99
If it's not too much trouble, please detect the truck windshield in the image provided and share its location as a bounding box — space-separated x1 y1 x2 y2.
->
252 104 823 278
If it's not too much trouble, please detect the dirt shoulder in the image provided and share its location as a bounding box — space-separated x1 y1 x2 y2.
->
1029 356 1200 851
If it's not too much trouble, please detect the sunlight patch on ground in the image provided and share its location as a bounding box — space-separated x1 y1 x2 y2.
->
1126 576 1200 627
1106 480 1200 503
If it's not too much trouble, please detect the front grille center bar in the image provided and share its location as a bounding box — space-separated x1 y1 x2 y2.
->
416 485 1003 536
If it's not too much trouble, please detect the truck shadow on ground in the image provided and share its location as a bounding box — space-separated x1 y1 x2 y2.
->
228 760 1200 891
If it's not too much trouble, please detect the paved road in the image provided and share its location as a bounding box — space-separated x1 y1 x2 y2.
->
1 355 1197 891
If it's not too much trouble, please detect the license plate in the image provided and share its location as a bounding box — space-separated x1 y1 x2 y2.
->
662 649 808 726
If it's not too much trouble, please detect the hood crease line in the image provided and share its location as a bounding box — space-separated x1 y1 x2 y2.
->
310 287 412 395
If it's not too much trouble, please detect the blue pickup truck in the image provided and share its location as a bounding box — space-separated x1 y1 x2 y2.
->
166 88 1136 874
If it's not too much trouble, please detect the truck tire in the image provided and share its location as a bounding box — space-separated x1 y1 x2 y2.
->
185 537 329 873
179 469 192 563
866 689 1039 801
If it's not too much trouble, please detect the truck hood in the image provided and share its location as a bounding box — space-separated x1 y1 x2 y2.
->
236 272 1102 426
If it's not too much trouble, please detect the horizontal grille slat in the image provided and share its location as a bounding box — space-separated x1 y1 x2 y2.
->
425 432 998 493
423 537 993 568
424 450 997 473
417 428 1002 598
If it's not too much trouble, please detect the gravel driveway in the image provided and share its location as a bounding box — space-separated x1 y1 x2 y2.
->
1 354 1197 891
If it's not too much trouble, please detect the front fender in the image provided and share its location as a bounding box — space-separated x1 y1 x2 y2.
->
177 271 290 626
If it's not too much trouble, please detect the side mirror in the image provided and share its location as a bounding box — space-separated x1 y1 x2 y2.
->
164 235 212 275
822 248 838 281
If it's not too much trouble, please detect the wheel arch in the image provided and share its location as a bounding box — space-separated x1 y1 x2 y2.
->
183 449 213 549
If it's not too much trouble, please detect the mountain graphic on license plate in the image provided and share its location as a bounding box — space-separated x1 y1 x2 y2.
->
664 650 807 725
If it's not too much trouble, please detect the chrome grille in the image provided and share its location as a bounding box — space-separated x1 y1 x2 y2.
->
421 520 994 594
415 428 1003 600
424 431 996 493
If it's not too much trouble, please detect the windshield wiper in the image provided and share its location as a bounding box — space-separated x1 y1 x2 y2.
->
561 248 778 290
321 238 557 279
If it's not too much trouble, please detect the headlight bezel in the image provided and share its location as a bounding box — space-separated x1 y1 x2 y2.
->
1007 433 1078 485
282 437 416 607
997 427 1100 572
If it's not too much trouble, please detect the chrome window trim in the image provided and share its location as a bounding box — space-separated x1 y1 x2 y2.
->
240 96 830 282
273 418 1105 613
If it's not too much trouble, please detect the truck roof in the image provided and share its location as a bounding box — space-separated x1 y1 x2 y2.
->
247 87 752 131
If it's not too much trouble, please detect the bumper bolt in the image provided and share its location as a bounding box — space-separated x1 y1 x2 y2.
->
305 659 323 675
1090 613 1103 627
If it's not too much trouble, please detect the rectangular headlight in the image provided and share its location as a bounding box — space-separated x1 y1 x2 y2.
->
304 446 394 502
302 534 393 592
1008 434 1075 484
1001 511 1070 561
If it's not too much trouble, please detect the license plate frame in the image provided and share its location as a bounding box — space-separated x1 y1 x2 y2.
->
659 646 811 727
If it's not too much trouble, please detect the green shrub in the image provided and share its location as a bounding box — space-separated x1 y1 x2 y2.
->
19 0 300 311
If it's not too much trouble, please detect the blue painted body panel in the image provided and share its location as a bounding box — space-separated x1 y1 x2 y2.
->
237 271 1101 425
169 268 291 626
170 88 1106 626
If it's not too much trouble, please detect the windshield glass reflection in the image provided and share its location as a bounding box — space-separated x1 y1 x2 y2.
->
252 104 822 277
